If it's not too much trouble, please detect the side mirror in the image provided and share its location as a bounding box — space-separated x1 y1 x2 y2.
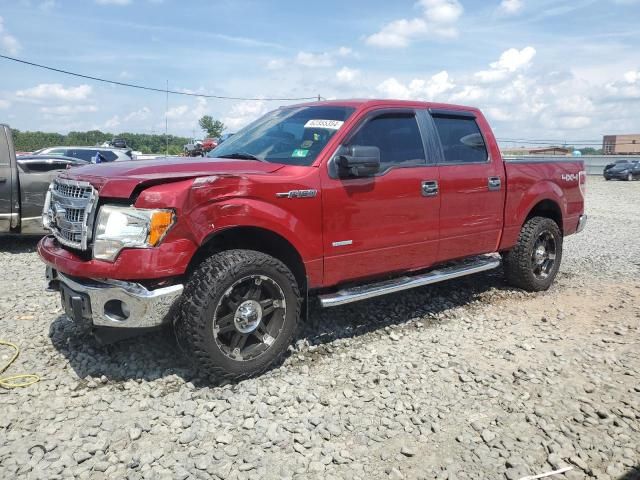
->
335 145 381 178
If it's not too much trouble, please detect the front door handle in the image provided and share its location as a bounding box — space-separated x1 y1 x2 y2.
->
0 177 7 184
488 176 501 191
421 180 439 197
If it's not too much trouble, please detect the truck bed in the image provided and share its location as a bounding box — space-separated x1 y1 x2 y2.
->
501 157 585 250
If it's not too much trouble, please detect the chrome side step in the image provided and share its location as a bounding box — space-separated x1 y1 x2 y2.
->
318 254 501 308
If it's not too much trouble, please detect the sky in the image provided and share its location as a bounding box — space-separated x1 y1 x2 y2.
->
0 0 639 148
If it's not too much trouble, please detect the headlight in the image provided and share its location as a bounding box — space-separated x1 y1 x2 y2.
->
93 205 175 261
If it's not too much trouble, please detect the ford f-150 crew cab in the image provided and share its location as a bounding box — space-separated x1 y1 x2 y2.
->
38 100 587 380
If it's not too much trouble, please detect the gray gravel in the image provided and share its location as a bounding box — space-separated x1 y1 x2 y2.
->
1 177 639 480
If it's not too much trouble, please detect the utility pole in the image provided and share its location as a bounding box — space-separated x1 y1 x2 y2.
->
165 80 169 156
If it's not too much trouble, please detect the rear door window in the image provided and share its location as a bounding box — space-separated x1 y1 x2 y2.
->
432 115 488 164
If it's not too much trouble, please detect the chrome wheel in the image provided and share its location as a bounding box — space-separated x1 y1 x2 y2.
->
628 172 633 181
531 231 556 279
212 275 286 361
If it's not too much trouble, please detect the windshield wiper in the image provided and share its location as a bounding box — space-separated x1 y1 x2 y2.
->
217 152 265 162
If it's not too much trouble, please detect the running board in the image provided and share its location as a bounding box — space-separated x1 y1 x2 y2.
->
318 254 501 308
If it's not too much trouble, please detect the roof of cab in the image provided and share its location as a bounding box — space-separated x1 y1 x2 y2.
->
287 98 481 114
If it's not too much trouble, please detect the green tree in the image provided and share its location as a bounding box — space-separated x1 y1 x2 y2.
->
11 129 191 155
198 116 225 138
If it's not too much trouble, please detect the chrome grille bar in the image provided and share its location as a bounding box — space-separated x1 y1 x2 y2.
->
44 178 98 250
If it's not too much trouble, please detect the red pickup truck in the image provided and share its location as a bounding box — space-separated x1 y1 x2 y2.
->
39 99 586 380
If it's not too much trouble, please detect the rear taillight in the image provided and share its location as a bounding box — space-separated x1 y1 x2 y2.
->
579 170 587 198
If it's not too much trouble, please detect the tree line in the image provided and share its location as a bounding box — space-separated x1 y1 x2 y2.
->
11 129 192 155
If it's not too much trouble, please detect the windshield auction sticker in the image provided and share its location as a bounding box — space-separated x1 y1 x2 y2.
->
304 119 344 130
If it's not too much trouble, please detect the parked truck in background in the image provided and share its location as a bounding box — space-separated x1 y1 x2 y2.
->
0 124 89 235
38 100 587 380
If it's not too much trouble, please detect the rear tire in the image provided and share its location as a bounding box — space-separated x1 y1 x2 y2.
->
503 217 563 292
175 249 301 381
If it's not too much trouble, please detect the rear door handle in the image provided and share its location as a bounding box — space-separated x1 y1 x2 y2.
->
488 176 501 191
0 177 7 184
421 180 439 197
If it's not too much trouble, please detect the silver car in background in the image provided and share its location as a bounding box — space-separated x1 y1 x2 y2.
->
32 146 134 162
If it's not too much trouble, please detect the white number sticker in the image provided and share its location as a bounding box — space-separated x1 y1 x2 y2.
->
304 119 344 130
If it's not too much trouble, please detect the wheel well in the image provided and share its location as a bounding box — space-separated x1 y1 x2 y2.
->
187 227 307 290
526 200 562 232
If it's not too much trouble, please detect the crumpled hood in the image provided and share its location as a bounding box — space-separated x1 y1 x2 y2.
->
58 157 284 198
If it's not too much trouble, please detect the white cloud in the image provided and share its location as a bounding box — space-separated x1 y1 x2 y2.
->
603 71 640 101
500 0 523 14
0 99 10 110
124 107 151 122
449 85 488 102
366 0 463 48
624 70 640 83
554 95 594 115
40 105 98 115
271 47 355 71
16 83 93 101
165 104 189 120
485 107 512 122
377 71 455 100
366 19 428 48
95 0 131 4
40 0 56 10
0 16 20 54
222 100 268 131
266 58 285 70
475 46 536 83
162 98 210 133
420 0 463 23
105 115 121 129
296 51 333 68
103 107 151 129
336 67 360 84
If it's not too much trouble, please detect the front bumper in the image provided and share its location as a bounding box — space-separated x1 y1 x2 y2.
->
576 214 587 234
46 266 183 328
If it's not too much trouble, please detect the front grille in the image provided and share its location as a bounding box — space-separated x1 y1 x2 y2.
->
53 182 93 199
65 209 85 223
44 178 98 250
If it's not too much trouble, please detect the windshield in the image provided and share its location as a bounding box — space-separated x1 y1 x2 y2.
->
207 106 355 166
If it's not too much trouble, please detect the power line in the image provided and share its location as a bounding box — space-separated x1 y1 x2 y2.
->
0 54 318 102
499 140 640 146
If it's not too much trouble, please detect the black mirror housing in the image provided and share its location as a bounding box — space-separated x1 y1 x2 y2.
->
336 145 381 178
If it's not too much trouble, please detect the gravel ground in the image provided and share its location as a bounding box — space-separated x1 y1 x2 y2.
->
1 177 638 480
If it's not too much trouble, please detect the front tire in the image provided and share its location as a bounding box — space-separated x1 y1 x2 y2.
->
628 172 633 181
176 250 301 381
503 217 563 292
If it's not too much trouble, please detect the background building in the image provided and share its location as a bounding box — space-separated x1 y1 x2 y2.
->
603 134 640 155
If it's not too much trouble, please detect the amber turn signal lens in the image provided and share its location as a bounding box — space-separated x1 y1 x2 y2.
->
148 211 174 245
